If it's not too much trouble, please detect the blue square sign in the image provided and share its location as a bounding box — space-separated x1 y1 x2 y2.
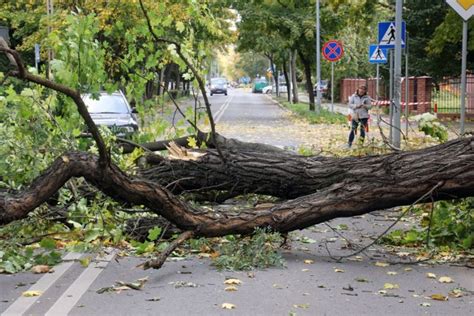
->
378 21 406 49
369 45 388 64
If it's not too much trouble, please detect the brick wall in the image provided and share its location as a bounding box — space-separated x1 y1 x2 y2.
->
340 78 367 103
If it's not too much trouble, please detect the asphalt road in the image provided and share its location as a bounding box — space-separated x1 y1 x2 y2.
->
1 88 473 315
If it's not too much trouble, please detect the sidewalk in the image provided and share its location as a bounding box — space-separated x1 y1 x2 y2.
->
296 93 474 134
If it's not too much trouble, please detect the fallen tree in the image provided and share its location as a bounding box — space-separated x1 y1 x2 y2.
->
1 41 473 270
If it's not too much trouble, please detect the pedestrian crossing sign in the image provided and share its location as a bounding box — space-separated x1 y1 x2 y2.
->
369 45 388 64
378 21 406 48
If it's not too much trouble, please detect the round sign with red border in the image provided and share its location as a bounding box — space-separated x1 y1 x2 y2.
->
322 40 344 62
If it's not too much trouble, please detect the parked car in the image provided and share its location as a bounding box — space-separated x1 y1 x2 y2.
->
209 78 228 96
82 91 139 137
252 78 268 93
314 79 329 97
262 83 289 94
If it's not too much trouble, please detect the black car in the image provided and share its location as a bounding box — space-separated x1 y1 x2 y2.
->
82 91 139 137
209 78 228 96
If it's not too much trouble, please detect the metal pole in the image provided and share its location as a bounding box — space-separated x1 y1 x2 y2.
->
393 0 403 148
460 20 468 135
389 49 393 143
46 0 53 78
376 63 380 124
316 0 321 113
331 62 334 112
405 32 409 137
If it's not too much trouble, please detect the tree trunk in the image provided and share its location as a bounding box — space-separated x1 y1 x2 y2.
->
283 58 291 103
291 50 299 104
298 51 314 110
2 137 474 238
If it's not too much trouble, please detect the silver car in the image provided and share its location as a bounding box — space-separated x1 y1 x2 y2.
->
209 78 228 96
82 91 139 137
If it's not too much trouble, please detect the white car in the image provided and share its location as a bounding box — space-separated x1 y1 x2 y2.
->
262 83 289 94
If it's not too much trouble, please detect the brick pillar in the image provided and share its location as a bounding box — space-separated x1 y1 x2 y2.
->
401 77 416 113
416 76 432 113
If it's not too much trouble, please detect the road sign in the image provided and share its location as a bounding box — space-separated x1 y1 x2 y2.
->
369 45 388 64
322 40 344 62
446 0 474 21
378 21 406 48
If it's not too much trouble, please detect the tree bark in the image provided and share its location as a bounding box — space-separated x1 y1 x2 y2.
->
298 50 314 110
291 49 299 104
2 137 473 238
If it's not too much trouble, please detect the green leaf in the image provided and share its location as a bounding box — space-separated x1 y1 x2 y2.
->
39 238 56 250
176 21 185 33
147 227 162 242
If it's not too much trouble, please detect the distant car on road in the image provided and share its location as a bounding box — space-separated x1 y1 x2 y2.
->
262 83 289 94
314 80 329 97
209 78 228 96
82 91 139 137
252 78 268 93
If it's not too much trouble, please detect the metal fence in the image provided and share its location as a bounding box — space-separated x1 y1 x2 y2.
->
432 75 474 118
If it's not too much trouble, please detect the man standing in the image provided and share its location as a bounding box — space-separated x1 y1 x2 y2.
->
348 85 371 148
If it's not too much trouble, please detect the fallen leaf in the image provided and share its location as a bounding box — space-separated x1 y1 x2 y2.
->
225 285 238 292
343 285 354 291
348 256 363 262
334 268 345 273
300 237 316 244
387 271 397 276
224 278 242 285
426 273 436 279
304 259 314 264
375 262 390 267
273 284 284 289
293 304 310 309
384 283 399 290
430 294 448 301
404 267 412 272
355 277 369 283
145 297 161 302
221 303 236 310
448 289 464 298
378 290 387 295
247 272 255 278
172 281 198 288
438 276 453 283
22 290 42 297
31 265 51 274
79 257 91 268
420 302 431 307
302 269 310 272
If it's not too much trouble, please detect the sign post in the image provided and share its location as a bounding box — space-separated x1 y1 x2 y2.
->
369 45 388 123
34 44 40 73
322 40 344 112
378 20 406 147
446 0 473 135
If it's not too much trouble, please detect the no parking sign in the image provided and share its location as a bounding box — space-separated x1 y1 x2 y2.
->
322 40 344 62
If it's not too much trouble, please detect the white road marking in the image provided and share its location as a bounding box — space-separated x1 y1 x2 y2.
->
214 95 234 123
44 250 116 316
1 252 82 316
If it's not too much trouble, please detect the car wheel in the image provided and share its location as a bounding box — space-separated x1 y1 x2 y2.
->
210 93 213 96
225 92 228 96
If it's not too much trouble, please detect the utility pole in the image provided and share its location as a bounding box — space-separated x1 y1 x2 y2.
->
392 0 403 148
315 0 321 113
460 20 468 135
46 0 53 78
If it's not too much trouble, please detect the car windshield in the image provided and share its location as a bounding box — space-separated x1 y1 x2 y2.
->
84 94 130 114
211 78 226 85
255 79 267 84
